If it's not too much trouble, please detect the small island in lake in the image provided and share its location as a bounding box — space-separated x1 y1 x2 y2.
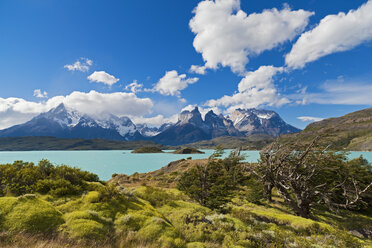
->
131 146 164 153
172 147 204 154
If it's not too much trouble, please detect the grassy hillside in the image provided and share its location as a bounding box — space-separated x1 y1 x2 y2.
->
280 108 372 151
0 158 371 247
0 136 165 151
179 134 275 150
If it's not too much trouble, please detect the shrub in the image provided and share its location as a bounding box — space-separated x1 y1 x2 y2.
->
61 210 113 241
136 216 182 247
0 195 63 233
178 148 246 211
243 178 264 204
186 242 207 248
0 160 100 197
115 212 149 232
135 186 174 208
36 179 83 197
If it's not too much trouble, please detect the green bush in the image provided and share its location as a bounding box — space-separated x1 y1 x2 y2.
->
61 210 113 241
115 212 150 232
0 160 99 197
136 216 182 247
178 148 246 211
36 178 83 197
0 195 63 233
135 186 175 207
186 242 207 248
243 178 264 204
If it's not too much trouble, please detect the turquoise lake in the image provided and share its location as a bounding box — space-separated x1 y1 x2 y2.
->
0 150 371 180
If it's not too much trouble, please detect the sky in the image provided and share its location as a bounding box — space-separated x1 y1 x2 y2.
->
1 0 372 129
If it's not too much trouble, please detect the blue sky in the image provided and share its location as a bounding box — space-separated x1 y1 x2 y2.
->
1 0 372 129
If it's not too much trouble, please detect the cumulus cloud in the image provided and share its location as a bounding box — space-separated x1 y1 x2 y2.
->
131 114 178 126
0 91 153 129
64 58 93 72
124 80 144 93
88 71 119 86
286 0 372 69
206 66 289 113
297 116 324 122
0 97 62 129
62 91 153 117
33 89 48 98
190 0 313 74
189 65 207 75
153 70 199 97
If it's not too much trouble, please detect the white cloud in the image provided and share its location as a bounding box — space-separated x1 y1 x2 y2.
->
286 0 372 69
291 77 372 106
33 89 48 98
87 71 119 86
64 58 93 72
0 90 153 129
153 70 199 97
206 66 289 113
189 65 207 75
124 80 144 93
297 116 324 122
62 91 153 117
131 114 178 126
190 0 313 74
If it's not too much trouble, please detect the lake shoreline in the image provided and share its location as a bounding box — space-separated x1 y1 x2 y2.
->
0 150 371 181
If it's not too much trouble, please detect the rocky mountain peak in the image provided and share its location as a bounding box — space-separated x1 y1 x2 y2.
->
204 110 225 128
40 103 83 128
229 108 299 136
178 107 203 126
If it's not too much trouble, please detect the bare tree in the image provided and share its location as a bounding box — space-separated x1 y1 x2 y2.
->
250 137 372 218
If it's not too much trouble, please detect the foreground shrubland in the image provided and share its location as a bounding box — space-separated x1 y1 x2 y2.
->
0 149 371 247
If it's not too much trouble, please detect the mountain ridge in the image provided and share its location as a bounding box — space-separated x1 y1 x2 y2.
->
0 104 300 145
280 108 372 151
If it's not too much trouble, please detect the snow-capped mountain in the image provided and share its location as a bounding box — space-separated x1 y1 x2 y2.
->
0 104 143 141
152 107 300 145
0 104 300 145
136 123 173 137
228 109 300 136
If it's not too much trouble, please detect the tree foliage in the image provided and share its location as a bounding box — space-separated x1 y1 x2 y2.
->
178 147 246 210
0 159 99 197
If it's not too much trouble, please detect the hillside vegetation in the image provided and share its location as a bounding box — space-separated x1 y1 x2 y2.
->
0 147 371 248
181 134 275 150
0 136 164 151
131 146 164 153
172 147 204 154
281 108 372 151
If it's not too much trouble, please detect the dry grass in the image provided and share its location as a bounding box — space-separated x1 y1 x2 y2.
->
0 232 162 248
0 232 111 248
110 159 208 188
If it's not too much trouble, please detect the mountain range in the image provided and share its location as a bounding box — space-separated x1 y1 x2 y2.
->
0 104 300 145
